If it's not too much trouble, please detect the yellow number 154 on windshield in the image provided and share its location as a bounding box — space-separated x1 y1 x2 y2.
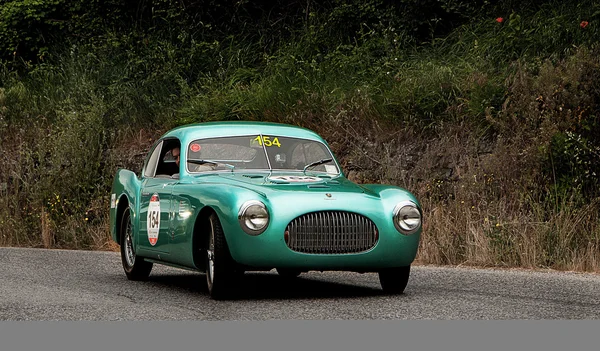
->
253 135 281 147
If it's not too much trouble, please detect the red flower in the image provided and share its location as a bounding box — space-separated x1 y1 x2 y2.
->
496 17 504 23
580 21 589 29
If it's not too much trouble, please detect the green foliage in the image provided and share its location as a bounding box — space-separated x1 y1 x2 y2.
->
497 47 600 202
0 0 64 61
0 0 133 63
443 0 600 66
548 130 600 201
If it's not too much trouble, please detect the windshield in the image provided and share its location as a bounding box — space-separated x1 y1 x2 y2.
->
186 135 340 174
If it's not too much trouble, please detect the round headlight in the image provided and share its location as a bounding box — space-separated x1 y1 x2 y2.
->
393 201 422 235
238 200 269 235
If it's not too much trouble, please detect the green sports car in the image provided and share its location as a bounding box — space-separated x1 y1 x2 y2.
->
109 121 423 299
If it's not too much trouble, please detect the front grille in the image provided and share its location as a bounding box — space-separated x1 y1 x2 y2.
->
285 211 378 254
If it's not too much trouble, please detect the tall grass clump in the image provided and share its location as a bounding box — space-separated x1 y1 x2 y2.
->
0 42 183 249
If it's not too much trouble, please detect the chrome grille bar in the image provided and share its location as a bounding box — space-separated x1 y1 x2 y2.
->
285 211 378 254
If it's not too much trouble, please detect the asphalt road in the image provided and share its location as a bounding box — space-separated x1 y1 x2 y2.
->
1 247 599 320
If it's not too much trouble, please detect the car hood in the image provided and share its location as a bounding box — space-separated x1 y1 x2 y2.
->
183 171 418 226
188 171 378 197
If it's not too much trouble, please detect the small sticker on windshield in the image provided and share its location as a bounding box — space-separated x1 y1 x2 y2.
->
325 165 337 173
190 144 201 152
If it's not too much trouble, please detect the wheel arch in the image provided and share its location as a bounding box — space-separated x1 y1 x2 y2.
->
191 206 219 270
115 194 130 245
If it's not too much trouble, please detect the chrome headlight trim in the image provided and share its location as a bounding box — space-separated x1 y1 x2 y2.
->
238 200 269 235
393 200 422 235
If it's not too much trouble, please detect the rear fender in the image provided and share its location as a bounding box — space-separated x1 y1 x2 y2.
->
109 169 142 244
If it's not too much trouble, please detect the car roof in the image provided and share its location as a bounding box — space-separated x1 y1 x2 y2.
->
161 121 325 144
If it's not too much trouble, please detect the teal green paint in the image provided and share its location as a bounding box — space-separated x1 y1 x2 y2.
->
109 122 422 273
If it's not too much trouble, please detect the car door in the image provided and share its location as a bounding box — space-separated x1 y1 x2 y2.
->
139 178 175 255
137 139 180 256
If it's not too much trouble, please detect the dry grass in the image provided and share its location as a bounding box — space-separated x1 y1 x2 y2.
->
40 208 54 248
2 111 599 270
0 125 152 252
417 196 600 272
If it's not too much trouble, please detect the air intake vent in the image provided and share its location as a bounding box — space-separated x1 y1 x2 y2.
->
285 211 378 254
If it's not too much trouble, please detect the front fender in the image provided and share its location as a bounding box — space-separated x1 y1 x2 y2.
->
359 184 421 210
109 169 142 244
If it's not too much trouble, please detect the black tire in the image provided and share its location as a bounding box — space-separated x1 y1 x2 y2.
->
120 206 153 281
276 268 302 278
206 213 241 300
378 266 411 294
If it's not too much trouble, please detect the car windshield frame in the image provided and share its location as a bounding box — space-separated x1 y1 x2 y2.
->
185 134 341 175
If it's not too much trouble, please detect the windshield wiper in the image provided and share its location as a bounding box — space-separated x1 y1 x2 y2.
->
303 158 333 174
188 159 235 171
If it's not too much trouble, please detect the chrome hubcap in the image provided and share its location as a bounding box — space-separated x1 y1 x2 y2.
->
207 220 215 288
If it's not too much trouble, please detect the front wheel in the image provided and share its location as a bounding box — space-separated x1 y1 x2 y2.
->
378 266 410 294
206 213 241 300
120 206 153 281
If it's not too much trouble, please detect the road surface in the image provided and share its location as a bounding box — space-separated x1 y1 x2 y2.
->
1 247 599 320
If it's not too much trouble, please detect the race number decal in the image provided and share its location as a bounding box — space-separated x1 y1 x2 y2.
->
147 193 160 246
268 175 321 183
251 135 281 147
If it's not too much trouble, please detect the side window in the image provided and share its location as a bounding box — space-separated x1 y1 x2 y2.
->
143 141 163 178
163 149 178 163
155 138 181 178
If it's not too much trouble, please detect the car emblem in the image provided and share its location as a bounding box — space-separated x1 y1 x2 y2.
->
326 193 332 198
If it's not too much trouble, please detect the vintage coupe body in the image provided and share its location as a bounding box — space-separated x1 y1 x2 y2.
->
109 121 423 299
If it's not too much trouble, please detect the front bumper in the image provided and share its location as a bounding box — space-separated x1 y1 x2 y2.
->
221 198 421 270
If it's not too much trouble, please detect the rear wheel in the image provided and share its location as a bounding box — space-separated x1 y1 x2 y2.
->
120 207 153 281
378 266 410 294
206 213 241 300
